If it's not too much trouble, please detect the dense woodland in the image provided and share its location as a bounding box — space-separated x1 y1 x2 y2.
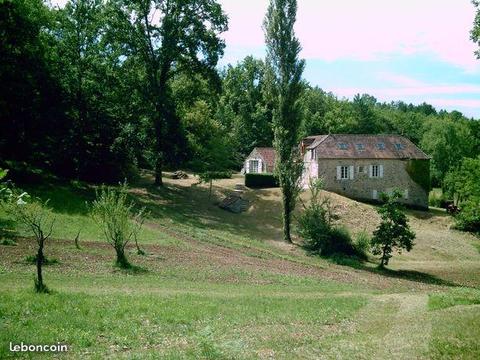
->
1 0 480 190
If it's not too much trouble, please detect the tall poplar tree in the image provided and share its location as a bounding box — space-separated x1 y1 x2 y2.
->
264 0 305 243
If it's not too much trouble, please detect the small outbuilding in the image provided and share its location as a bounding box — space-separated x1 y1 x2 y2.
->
242 147 276 174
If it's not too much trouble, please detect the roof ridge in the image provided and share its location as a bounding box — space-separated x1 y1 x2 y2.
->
326 133 408 137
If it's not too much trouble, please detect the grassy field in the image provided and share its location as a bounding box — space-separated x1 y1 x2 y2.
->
1 172 480 359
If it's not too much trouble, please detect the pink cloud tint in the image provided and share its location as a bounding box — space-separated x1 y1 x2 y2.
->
220 0 479 72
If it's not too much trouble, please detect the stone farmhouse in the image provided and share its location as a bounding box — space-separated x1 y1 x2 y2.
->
244 134 430 209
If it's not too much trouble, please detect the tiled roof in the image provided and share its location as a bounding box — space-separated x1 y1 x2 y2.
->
310 134 430 160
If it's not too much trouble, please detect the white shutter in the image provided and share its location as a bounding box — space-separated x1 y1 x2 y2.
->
349 166 354 180
372 190 378 199
336 166 341 180
246 160 250 174
369 165 373 178
404 189 409 199
379 165 384 178
258 159 263 173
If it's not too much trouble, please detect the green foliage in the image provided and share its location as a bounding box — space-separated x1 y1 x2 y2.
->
298 180 360 257
90 184 146 268
245 173 279 188
420 116 477 186
216 57 274 162
0 168 9 201
444 157 480 232
455 197 480 233
2 193 55 292
444 156 480 204
472 0 480 59
429 288 480 310
0 238 17 246
354 231 371 259
352 94 384 134
371 191 416 267
428 189 446 208
110 0 228 185
2 194 55 243
264 0 305 242
405 159 431 193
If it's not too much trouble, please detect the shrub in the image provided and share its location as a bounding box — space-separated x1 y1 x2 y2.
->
297 179 358 257
90 183 145 269
429 191 444 208
455 197 480 233
354 231 371 259
328 226 357 256
245 173 279 188
298 200 334 254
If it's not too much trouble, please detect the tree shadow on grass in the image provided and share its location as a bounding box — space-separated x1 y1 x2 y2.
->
407 207 448 220
22 182 96 216
113 263 148 275
130 177 285 244
328 255 462 288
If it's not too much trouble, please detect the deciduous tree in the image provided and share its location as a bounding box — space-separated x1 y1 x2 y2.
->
109 0 228 186
371 191 415 268
2 193 55 293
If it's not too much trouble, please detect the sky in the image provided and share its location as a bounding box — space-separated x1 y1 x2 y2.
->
51 0 480 118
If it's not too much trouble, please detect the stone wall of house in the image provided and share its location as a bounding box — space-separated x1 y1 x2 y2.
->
315 158 429 209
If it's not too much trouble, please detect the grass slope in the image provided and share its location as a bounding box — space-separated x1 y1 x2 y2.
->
1 171 479 358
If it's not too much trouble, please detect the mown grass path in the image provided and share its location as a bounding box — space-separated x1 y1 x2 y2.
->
376 294 431 359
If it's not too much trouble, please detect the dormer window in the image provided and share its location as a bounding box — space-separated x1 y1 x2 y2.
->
337 143 348 150
376 143 385 150
356 143 365 151
394 143 405 150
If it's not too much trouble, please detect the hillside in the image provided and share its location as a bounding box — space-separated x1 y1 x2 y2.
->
1 172 480 359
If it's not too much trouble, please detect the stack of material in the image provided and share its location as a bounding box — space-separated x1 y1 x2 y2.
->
219 194 250 214
172 170 189 179
234 183 247 191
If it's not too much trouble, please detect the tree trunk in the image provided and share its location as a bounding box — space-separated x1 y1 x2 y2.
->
115 248 129 269
154 153 163 186
380 245 389 268
36 240 44 291
282 191 292 243
153 104 164 186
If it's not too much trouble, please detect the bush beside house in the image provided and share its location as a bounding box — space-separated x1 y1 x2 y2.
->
245 173 279 188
